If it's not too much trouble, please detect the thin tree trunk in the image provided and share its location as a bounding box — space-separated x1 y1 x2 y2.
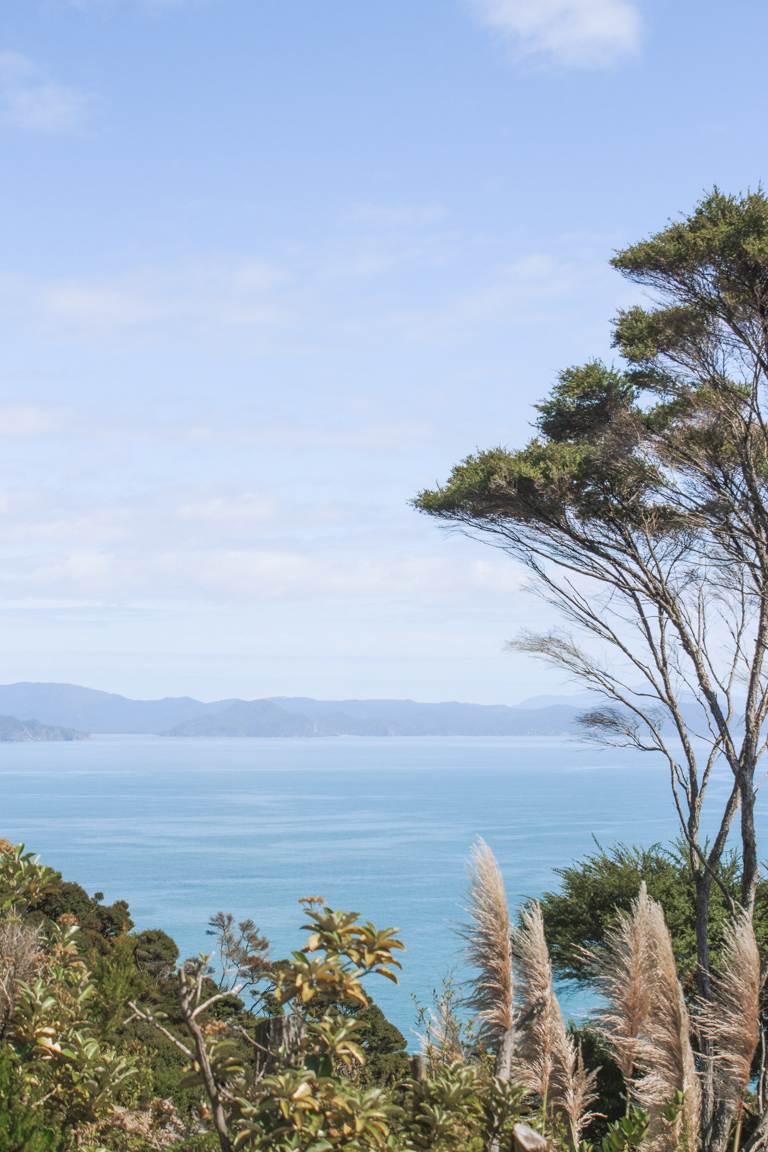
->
696 868 717 1146
740 769 759 912
694 869 714 1000
495 1027 515 1082
487 1029 517 1152
184 1009 232 1152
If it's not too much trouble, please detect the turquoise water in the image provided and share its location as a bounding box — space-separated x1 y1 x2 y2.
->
0 735 758 1039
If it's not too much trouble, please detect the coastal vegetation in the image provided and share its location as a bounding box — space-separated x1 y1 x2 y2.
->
0 835 764 1152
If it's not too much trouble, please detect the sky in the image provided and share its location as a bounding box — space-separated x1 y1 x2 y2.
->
0 0 767 704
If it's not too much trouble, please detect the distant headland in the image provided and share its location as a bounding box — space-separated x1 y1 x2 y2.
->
0 712 87 742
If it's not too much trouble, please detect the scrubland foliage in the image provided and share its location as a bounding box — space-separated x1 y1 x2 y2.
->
1 836 765 1152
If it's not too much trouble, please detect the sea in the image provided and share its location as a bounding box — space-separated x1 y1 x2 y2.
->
0 734 760 1040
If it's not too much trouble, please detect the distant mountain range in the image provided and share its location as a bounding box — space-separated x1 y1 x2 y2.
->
0 682 587 738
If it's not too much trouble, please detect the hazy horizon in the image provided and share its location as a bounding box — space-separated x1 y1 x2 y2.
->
0 677 597 709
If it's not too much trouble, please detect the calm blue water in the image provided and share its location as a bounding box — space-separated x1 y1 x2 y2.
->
0 735 760 1039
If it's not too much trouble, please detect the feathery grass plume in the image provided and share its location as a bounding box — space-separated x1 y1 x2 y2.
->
511 902 559 1106
590 881 655 1082
512 901 597 1144
633 897 700 1152
461 838 515 1076
551 1029 600 1149
694 908 762 1122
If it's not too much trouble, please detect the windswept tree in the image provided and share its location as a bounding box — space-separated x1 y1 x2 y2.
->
416 189 768 1144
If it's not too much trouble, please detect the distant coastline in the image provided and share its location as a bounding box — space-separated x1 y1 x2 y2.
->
0 681 585 739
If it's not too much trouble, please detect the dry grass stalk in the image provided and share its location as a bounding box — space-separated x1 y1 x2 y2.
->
418 983 467 1069
0 917 42 1037
633 897 700 1152
461 839 515 1075
591 882 655 1081
695 908 762 1116
511 902 560 1104
551 1026 600 1148
511 901 597 1145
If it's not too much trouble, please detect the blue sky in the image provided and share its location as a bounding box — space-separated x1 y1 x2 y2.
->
1 0 766 703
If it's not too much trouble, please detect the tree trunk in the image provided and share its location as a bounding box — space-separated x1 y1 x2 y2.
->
740 768 759 912
184 1010 231 1152
486 1029 517 1152
708 1102 736 1152
694 869 713 1000
253 1013 305 1074
494 1027 515 1082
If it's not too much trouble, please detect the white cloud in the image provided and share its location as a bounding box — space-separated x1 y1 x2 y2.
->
176 494 277 523
378 246 622 344
159 419 432 453
0 404 66 438
31 259 291 337
0 52 87 133
41 283 148 328
154 549 520 603
0 495 526 608
472 0 641 68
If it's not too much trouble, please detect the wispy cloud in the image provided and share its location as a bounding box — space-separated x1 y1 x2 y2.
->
175 493 277 524
0 404 68 438
0 479 526 609
376 245 630 345
33 259 291 336
41 283 149 328
471 0 642 68
0 52 88 132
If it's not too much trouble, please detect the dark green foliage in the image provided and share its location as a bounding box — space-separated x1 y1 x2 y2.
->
536 361 635 444
414 359 661 527
126 1018 198 1107
600 1105 649 1152
29 876 133 945
0 1049 64 1151
612 304 710 373
571 1027 626 1140
538 841 768 990
403 1061 485 1150
133 927 178 978
348 1001 409 1085
611 188 768 297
